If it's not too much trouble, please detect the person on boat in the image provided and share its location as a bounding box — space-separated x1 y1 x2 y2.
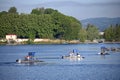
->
69 52 74 57
77 53 81 57
100 46 109 55
25 56 31 61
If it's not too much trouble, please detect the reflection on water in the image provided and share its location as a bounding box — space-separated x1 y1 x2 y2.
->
0 43 120 80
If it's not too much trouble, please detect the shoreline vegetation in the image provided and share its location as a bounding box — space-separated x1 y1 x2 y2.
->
0 39 120 45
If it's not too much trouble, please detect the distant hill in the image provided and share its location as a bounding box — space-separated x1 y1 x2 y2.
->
81 17 120 31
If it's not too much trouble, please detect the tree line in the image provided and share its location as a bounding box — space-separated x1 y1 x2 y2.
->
0 7 81 41
0 7 120 42
104 24 120 41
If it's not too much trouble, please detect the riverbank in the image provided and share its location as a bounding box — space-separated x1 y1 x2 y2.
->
0 41 120 45
0 39 80 45
0 39 120 45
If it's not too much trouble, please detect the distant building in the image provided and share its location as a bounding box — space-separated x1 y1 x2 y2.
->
6 34 17 41
99 32 104 36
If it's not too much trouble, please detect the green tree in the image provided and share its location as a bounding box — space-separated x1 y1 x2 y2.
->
8 7 18 14
78 28 87 42
104 25 114 41
31 7 45 15
0 7 82 41
104 24 120 41
115 24 120 41
0 11 8 16
86 24 99 41
44 8 57 14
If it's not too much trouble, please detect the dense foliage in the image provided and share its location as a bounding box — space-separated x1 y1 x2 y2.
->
78 28 87 42
86 24 99 41
0 7 81 40
104 24 120 41
0 7 120 42
78 24 100 42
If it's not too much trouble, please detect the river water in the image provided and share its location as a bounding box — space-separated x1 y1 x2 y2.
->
0 43 120 80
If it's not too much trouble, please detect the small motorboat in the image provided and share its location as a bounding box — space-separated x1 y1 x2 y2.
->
62 49 85 60
62 54 84 60
98 46 110 55
16 52 43 64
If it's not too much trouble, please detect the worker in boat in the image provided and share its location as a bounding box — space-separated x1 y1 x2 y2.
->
77 53 81 57
69 51 74 57
25 56 31 60
101 46 107 55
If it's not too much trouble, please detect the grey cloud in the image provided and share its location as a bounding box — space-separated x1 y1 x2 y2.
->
37 1 120 7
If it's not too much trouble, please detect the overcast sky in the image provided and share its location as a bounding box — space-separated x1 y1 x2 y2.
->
0 0 120 20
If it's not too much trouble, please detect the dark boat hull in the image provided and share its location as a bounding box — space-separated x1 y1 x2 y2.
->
16 59 43 64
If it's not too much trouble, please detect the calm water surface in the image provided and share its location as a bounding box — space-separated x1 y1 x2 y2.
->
0 43 120 80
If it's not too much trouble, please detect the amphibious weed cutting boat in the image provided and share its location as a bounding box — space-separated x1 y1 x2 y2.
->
16 52 43 64
98 46 110 55
62 49 85 60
